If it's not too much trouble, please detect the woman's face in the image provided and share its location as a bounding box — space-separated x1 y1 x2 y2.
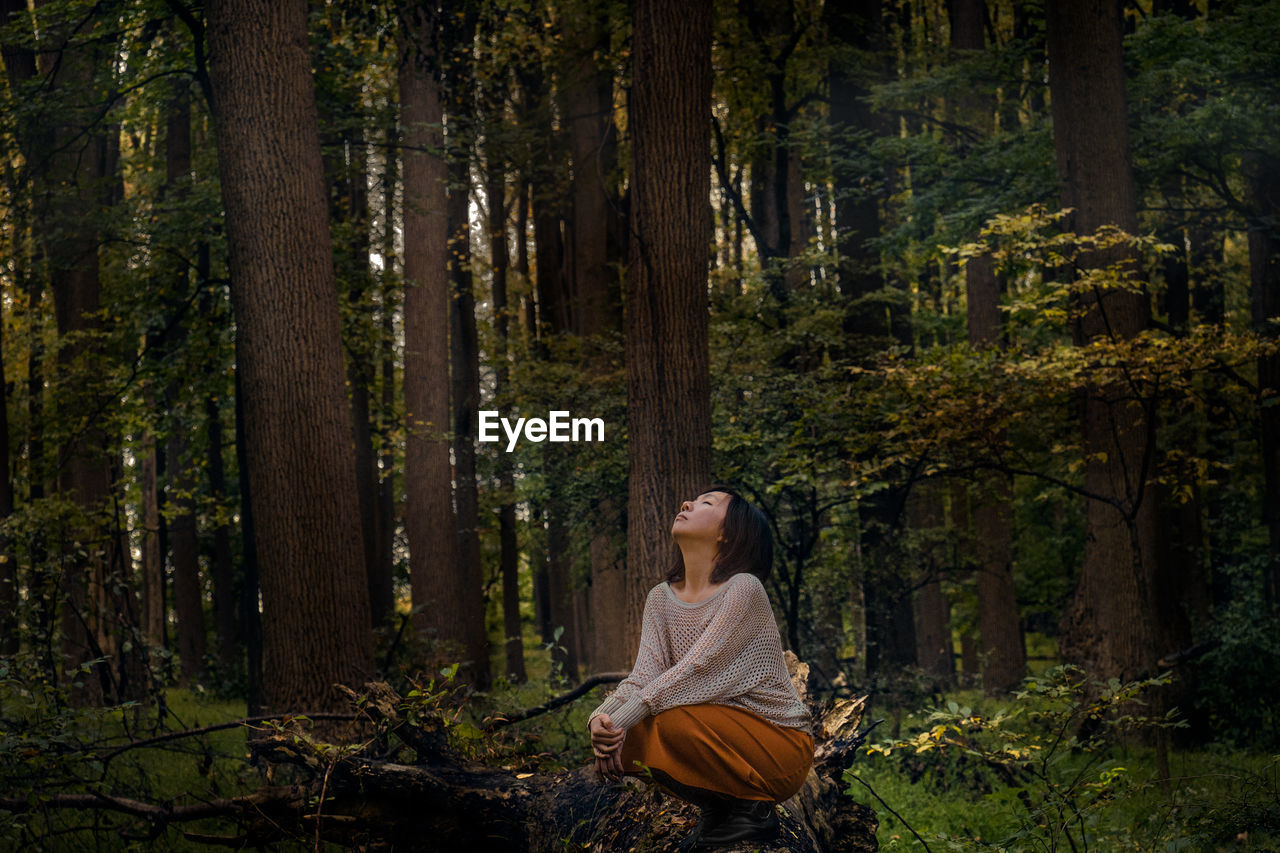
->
671 491 731 544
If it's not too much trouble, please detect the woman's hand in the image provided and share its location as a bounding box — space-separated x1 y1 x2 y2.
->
589 714 625 779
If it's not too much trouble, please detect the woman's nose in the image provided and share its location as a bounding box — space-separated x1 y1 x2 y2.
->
681 501 692 511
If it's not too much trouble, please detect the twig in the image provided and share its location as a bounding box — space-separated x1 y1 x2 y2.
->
485 672 628 730
101 713 359 766
845 771 933 853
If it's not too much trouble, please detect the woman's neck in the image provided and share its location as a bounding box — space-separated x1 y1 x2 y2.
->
677 540 718 591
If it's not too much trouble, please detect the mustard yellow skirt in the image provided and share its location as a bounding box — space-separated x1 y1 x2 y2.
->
619 703 814 802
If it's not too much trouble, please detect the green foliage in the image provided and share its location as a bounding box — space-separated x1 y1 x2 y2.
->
850 669 1280 851
1192 568 1280 749
0 654 253 851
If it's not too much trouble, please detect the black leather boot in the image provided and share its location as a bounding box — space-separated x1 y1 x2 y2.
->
695 798 779 847
647 769 732 851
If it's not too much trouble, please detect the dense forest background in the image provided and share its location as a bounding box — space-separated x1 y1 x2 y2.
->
2 0 1280 848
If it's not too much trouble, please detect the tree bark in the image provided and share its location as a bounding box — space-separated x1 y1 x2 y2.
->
398 11 462 659
1046 0 1161 682
564 0 621 339
207 0 374 713
625 0 715 656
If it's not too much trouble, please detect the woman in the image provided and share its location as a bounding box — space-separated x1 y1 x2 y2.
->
588 486 813 849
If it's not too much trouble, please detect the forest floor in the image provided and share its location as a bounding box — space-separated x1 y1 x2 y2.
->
6 624 1278 851
842 683 1280 853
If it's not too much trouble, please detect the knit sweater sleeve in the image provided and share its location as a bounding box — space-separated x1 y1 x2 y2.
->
587 585 668 727
608 574 772 732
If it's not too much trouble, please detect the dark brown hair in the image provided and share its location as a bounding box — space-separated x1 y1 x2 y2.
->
665 484 774 584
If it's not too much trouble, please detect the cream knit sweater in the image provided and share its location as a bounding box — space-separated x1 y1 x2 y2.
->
588 572 811 734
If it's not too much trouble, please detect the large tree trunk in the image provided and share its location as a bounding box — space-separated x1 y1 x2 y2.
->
1047 0 1160 682
398 12 462 659
564 0 621 340
563 3 628 673
625 0 715 655
206 0 374 713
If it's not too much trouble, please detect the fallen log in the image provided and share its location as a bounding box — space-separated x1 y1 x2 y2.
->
4 657 879 850
236 655 878 851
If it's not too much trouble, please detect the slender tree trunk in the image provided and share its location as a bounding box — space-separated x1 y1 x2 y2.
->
949 0 1026 692
138 442 163 651
513 183 552 646
974 476 1023 692
376 106 399 632
1047 0 1160 682
2 16 71 665
1247 152 1280 610
444 10 491 688
828 0 903 348
167 436 205 684
206 390 238 676
234 363 264 714
448 149 492 688
328 122 386 629
485 127 527 684
910 485 952 682
35 10 119 704
207 0 374 713
625 0 714 655
158 78 206 686
522 67 581 679
0 256 13 656
398 13 461 658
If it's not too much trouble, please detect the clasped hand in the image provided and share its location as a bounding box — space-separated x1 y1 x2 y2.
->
589 714 625 780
